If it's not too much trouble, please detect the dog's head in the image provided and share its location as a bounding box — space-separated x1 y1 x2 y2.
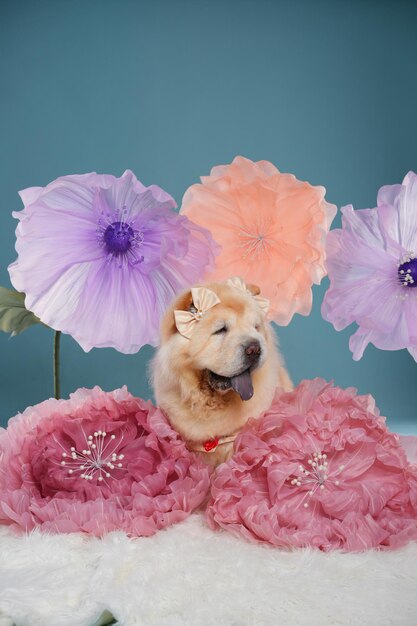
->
158 278 274 401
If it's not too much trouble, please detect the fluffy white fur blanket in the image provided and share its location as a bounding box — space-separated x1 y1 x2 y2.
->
0 513 416 626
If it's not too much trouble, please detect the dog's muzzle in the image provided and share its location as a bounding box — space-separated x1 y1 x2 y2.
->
205 339 263 402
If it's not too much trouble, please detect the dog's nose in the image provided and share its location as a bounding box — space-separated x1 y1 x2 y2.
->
244 340 261 362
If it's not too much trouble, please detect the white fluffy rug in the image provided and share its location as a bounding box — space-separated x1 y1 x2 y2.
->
1 514 417 626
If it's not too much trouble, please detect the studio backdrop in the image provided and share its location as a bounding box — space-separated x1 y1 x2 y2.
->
0 0 416 433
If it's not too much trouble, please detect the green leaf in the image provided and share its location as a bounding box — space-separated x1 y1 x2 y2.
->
92 610 116 626
0 287 41 336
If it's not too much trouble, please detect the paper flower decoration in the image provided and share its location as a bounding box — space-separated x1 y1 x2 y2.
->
180 156 336 325
322 171 417 361
0 387 211 536
206 379 417 552
8 170 217 353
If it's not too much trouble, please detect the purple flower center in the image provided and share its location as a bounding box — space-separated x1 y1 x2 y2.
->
398 257 417 288
97 210 146 267
103 221 135 255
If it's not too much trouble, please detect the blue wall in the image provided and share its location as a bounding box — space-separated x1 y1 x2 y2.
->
1 0 416 432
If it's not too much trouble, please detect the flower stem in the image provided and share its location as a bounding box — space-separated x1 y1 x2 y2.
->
53 330 61 400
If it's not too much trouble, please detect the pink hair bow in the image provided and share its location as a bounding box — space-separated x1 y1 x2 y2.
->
174 287 221 339
226 277 269 315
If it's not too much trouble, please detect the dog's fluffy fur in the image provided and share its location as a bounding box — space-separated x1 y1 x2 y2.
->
152 280 293 465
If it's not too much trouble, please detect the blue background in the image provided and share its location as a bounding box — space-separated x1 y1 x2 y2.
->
1 0 416 433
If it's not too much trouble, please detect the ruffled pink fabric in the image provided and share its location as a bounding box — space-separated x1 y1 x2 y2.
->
0 387 211 536
207 379 417 552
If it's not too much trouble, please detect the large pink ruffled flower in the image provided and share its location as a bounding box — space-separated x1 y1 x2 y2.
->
207 379 417 552
0 387 211 536
180 157 336 325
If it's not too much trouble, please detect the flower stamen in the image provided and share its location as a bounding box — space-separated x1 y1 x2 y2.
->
239 228 272 260
398 253 417 288
96 205 145 267
287 451 342 508
57 430 127 483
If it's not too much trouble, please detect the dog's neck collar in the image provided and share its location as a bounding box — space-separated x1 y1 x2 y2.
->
187 434 237 453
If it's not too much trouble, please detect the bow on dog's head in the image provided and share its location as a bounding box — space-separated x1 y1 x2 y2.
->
173 287 221 339
172 278 269 340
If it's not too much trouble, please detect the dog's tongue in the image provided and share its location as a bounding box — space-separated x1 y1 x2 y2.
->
230 369 253 401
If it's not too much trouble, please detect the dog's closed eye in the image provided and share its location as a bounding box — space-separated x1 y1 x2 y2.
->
213 325 227 335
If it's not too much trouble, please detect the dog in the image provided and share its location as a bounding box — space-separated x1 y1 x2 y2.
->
152 277 293 466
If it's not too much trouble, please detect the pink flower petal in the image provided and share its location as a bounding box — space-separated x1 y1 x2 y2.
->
0 387 211 537
207 379 417 552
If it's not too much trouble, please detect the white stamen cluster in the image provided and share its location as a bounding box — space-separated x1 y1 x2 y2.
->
59 430 125 482
399 268 415 286
398 252 416 287
287 451 343 508
399 251 416 265
396 252 417 301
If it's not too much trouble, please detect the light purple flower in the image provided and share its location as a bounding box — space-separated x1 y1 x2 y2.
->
322 171 417 361
8 170 218 353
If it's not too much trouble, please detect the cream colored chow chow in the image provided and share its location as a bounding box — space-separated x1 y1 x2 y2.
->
151 278 293 466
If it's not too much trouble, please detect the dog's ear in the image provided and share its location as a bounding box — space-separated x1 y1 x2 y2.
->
246 283 261 296
160 289 193 343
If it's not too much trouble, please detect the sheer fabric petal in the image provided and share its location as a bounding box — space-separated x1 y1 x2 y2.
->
181 156 336 326
322 172 417 360
8 170 217 352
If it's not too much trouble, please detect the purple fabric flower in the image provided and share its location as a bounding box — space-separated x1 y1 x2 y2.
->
8 170 218 353
322 171 417 360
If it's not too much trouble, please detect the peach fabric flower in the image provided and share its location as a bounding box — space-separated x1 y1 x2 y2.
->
180 157 336 325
